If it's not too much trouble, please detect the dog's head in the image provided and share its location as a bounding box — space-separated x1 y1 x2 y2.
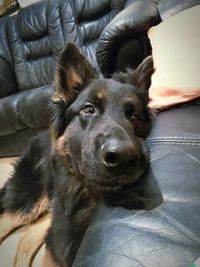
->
51 43 154 194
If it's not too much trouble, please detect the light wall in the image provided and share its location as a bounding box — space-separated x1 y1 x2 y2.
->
18 0 40 7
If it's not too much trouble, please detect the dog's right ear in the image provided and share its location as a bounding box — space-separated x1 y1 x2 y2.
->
51 43 95 141
54 43 95 103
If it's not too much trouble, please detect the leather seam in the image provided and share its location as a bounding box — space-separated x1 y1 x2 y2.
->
147 137 200 145
148 141 200 146
148 137 200 141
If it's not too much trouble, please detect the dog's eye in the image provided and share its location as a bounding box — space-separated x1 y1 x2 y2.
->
128 112 140 121
81 104 95 115
125 105 140 121
130 114 140 121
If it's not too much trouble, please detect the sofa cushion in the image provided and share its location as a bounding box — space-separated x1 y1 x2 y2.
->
0 58 17 98
0 18 17 98
0 85 52 136
5 0 126 91
148 5 200 109
0 128 46 157
6 0 56 91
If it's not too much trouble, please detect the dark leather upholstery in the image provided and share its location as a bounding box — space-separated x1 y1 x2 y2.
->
73 100 200 267
97 0 200 77
72 1 200 266
0 0 129 157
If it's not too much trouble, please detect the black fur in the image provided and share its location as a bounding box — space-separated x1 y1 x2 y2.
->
0 43 154 267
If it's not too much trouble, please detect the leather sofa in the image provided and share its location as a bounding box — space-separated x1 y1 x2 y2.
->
0 0 132 157
72 1 200 267
0 0 200 266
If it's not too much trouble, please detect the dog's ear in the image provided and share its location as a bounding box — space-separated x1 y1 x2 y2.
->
54 43 95 102
113 56 154 105
131 56 154 91
131 56 154 105
50 43 95 142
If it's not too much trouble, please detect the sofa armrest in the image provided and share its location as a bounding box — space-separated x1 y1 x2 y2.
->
96 0 160 77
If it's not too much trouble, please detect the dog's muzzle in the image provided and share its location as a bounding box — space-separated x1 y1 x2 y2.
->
100 138 139 174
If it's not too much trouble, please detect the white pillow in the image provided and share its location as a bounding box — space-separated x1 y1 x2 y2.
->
148 5 200 109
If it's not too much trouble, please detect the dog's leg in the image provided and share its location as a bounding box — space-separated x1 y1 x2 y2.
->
45 190 97 267
0 195 49 244
0 132 50 244
13 213 51 267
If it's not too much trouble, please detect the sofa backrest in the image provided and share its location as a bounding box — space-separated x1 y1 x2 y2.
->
7 0 52 91
0 0 127 95
0 17 18 98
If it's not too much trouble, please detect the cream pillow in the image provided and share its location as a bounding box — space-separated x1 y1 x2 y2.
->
148 5 200 109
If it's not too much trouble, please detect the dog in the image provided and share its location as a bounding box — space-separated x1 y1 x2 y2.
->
0 43 154 267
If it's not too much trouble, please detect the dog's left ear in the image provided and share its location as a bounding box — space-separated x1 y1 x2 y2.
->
113 56 154 105
54 43 95 102
131 56 154 91
131 56 154 104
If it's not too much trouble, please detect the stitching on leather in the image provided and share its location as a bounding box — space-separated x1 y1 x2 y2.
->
147 136 200 146
148 142 200 146
148 137 200 141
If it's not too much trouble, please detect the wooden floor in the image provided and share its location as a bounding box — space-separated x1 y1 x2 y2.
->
0 157 17 188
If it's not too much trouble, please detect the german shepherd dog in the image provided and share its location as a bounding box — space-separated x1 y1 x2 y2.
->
0 43 154 267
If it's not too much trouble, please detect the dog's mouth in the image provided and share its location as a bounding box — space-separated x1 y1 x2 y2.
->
95 184 123 192
83 168 146 194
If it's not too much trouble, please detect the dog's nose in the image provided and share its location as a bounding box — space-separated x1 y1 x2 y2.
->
101 139 137 171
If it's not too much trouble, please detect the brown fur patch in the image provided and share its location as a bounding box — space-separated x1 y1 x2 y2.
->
52 92 67 104
96 90 107 101
22 195 49 224
66 68 82 92
0 195 49 244
55 135 69 158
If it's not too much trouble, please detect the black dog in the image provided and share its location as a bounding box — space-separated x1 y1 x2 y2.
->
0 43 154 267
